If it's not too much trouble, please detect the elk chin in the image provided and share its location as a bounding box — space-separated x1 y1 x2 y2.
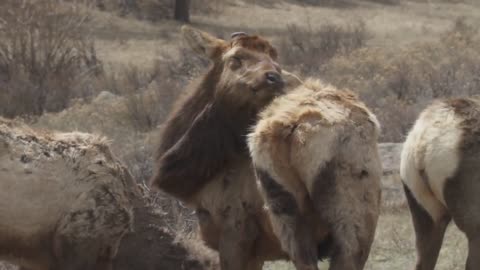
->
253 84 285 106
214 82 281 117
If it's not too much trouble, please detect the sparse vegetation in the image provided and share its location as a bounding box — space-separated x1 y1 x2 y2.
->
92 0 224 21
276 17 480 142
0 0 99 117
321 17 480 141
279 20 369 75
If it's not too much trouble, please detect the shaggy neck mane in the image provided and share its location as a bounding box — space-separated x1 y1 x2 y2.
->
153 62 257 200
157 63 256 155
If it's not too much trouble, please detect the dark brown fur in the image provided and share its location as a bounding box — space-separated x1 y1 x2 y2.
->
152 34 281 201
403 183 451 270
256 168 321 269
443 97 480 270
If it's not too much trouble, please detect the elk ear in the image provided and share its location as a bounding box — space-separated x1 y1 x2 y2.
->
181 25 226 60
282 70 303 90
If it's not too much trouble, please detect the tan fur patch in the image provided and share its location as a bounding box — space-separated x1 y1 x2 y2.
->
249 79 380 194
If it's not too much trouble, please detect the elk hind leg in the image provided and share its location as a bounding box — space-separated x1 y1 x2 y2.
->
403 183 450 270
327 217 372 270
255 169 318 270
443 164 480 270
310 160 380 270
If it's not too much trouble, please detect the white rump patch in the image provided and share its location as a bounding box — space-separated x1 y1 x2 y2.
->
400 102 463 222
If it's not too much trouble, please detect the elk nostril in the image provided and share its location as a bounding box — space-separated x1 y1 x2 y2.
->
265 72 282 85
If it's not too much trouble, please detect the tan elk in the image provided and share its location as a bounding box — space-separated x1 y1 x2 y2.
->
401 96 480 270
152 26 382 270
0 117 135 270
0 117 220 270
248 79 382 270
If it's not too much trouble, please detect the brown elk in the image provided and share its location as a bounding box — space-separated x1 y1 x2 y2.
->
151 26 296 270
248 79 382 270
152 26 382 270
401 96 480 270
152 26 286 202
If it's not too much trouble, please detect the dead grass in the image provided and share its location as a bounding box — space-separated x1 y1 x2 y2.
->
365 209 467 270
279 20 368 75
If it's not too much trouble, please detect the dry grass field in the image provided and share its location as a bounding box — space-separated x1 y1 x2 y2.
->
1 0 479 269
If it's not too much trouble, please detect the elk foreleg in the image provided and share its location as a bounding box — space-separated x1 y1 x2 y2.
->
218 213 260 270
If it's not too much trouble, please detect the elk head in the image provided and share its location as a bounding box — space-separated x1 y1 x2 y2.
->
182 26 294 111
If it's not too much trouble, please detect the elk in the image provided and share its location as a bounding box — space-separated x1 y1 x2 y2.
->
152 26 382 270
151 26 294 270
248 79 382 270
0 117 220 270
152 26 286 202
400 96 480 270
0 117 135 270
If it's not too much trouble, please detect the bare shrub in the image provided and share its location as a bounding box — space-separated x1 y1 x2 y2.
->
98 64 170 132
93 0 170 19
191 0 226 15
365 0 400 5
279 20 369 75
0 0 100 117
94 48 206 132
321 18 480 142
93 0 224 21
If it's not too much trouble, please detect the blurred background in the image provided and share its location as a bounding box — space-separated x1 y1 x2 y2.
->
1 0 478 269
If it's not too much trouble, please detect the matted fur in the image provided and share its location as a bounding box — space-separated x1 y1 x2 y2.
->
400 96 480 270
112 196 220 270
0 117 135 270
248 79 382 270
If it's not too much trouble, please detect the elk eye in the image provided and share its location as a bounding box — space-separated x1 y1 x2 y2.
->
230 56 242 69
